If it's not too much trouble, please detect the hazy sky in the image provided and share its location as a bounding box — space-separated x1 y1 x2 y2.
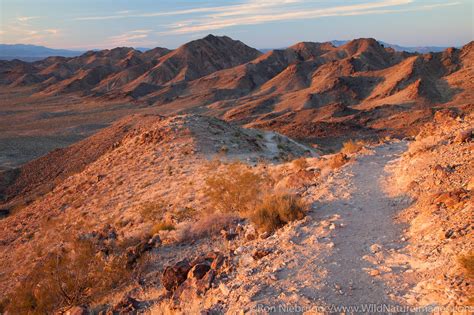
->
0 0 472 49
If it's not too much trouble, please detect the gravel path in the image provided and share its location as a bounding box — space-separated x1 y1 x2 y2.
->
307 141 411 309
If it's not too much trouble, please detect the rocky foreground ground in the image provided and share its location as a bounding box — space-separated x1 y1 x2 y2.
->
0 110 471 314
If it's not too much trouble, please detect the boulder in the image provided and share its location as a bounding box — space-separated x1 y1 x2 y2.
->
163 251 226 297
162 259 192 291
188 263 211 280
110 296 142 314
65 306 88 315
454 128 473 143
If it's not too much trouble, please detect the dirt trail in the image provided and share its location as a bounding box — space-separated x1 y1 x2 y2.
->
224 141 415 313
307 141 411 307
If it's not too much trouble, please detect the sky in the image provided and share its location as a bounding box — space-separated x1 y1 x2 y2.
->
0 0 472 50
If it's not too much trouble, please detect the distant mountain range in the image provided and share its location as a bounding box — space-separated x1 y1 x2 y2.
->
1 40 452 62
1 35 471 143
0 44 84 61
260 41 449 54
329 40 448 54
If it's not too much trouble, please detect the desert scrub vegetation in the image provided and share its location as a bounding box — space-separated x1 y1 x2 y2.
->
327 152 350 169
205 161 307 233
248 192 308 232
205 161 269 213
151 221 176 234
292 157 308 170
341 139 365 154
4 239 129 314
459 253 474 279
139 200 166 221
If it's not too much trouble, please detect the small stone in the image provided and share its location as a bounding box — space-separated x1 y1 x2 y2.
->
329 223 336 230
252 249 272 260
219 283 230 296
221 229 238 241
369 269 380 276
445 229 454 239
240 254 254 266
370 244 382 253
148 234 162 247
379 266 392 273
65 306 88 315
234 246 244 255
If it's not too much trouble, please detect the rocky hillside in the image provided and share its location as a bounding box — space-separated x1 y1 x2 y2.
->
386 110 473 306
0 114 315 303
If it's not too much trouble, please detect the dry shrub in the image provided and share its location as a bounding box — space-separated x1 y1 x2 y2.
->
292 157 308 170
327 153 350 169
459 253 474 279
189 212 238 238
205 161 267 213
139 200 166 221
6 239 129 314
151 221 175 234
407 135 441 155
173 206 198 222
160 213 237 243
341 140 364 154
247 193 308 233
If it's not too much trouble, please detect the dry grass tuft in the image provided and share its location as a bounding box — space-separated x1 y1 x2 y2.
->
151 221 176 234
292 157 308 170
341 140 364 154
139 200 166 221
189 212 238 238
327 153 350 169
247 193 308 233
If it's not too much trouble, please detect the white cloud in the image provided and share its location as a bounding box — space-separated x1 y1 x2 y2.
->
73 0 447 34
106 30 155 47
163 0 417 34
45 29 60 35
17 16 40 22
159 0 463 35
73 0 303 21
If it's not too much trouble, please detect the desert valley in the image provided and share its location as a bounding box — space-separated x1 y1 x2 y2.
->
0 32 473 314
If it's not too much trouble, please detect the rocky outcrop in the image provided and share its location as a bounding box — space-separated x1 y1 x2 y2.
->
161 251 227 304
